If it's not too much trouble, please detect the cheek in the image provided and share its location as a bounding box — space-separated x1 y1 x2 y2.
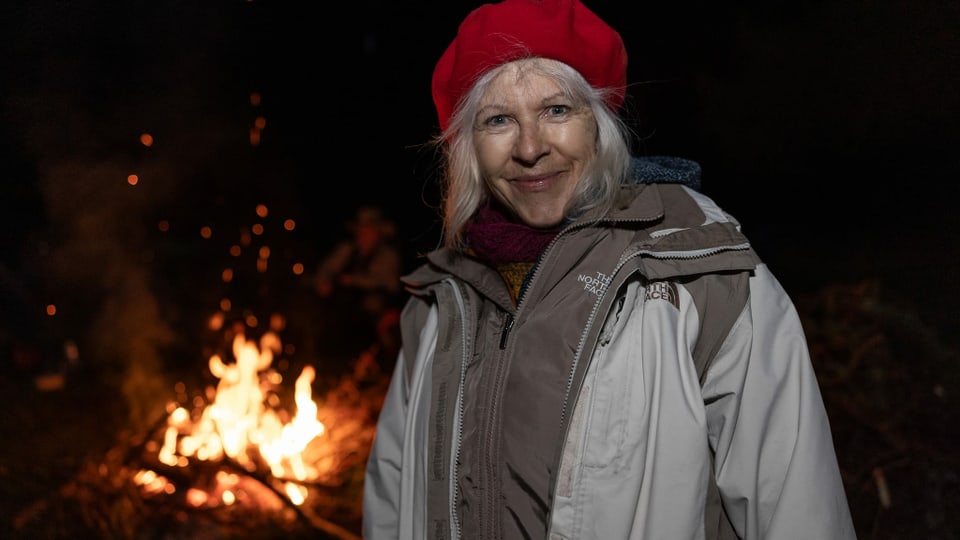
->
475 136 513 176
551 121 596 156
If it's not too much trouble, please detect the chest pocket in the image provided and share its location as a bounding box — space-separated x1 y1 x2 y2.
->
576 277 695 472
577 283 646 469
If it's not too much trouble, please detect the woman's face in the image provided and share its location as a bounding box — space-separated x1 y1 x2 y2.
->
473 60 597 228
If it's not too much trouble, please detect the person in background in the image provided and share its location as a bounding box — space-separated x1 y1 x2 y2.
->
362 0 856 538
313 206 403 375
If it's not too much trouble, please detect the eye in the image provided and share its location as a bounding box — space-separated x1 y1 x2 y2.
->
546 104 571 117
484 114 508 127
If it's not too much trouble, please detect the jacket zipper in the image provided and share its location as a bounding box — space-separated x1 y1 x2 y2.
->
498 221 577 350
448 279 468 540
499 313 514 349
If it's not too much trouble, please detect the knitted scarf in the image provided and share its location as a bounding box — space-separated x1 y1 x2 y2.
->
464 202 560 303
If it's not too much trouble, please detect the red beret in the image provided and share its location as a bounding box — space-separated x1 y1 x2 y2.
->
431 0 628 132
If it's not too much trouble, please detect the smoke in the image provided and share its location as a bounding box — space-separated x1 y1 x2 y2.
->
2 1 263 426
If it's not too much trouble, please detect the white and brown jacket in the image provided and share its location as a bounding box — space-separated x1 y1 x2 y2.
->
363 178 856 539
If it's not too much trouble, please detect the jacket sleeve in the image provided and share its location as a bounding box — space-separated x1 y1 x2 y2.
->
701 263 857 539
363 301 439 539
362 347 410 539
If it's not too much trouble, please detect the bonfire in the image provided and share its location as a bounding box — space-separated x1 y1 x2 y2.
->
17 324 389 540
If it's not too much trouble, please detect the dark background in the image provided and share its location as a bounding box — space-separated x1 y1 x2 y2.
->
2 0 957 319
1 0 959 537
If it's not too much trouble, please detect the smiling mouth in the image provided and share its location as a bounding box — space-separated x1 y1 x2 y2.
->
509 172 562 191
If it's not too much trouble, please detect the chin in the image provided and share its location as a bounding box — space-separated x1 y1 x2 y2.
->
519 213 564 229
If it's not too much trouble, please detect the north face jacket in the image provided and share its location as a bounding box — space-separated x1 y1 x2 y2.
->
363 174 856 539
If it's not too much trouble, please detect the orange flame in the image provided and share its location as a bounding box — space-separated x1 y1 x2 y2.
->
152 330 325 505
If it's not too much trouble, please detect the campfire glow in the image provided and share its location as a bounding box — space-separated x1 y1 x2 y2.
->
59 314 389 538
137 330 327 508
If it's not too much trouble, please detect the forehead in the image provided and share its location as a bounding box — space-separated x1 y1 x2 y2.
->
481 59 567 104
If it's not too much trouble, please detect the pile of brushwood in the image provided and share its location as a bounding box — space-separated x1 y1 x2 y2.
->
7 365 389 540
798 279 959 539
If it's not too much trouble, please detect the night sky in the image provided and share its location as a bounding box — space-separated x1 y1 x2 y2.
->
2 0 959 356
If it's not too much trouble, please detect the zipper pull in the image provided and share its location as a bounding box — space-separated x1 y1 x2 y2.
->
499 313 514 349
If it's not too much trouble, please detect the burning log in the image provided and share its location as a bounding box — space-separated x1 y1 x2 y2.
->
12 328 389 539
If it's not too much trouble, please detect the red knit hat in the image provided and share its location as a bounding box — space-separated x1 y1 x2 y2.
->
431 0 628 132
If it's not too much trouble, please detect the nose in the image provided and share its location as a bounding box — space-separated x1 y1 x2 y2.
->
513 119 549 165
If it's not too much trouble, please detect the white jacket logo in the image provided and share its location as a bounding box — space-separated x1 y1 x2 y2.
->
645 280 679 309
578 271 611 297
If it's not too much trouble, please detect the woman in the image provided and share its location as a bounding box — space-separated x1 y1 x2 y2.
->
363 0 856 538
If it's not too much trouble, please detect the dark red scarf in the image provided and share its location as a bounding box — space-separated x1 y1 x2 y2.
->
464 202 560 266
